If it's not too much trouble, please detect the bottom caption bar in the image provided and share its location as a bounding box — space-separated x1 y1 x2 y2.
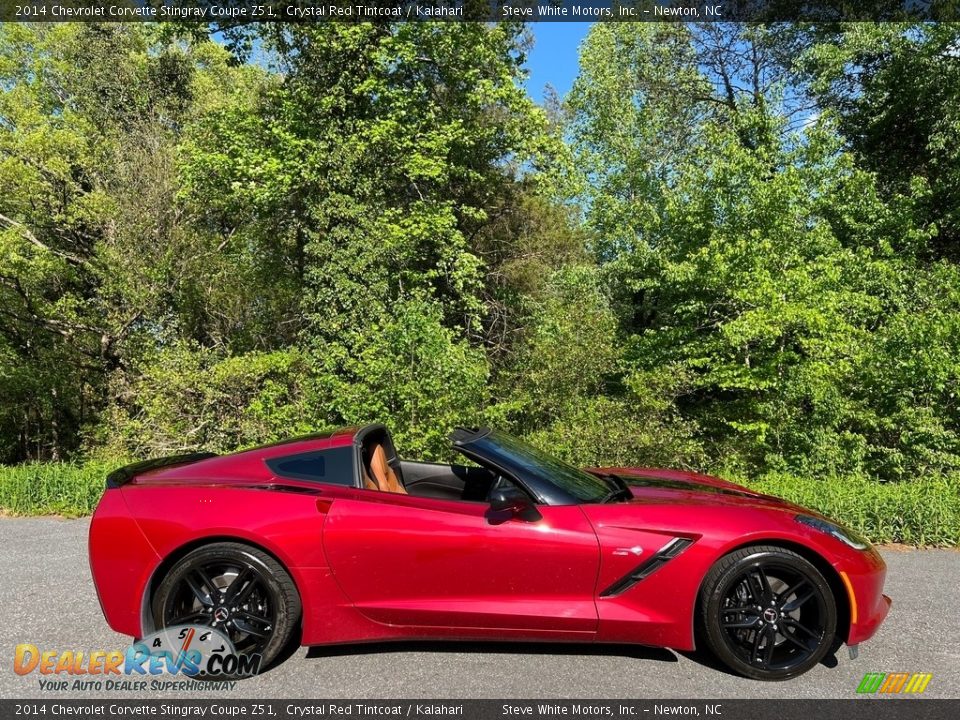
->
2 701 958 720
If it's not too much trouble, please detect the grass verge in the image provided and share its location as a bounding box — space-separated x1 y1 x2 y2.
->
741 472 960 547
1 460 958 546
0 460 118 517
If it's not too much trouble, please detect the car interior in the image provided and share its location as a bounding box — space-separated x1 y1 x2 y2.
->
358 424 514 503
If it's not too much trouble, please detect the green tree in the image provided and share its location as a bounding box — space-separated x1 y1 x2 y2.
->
796 23 960 260
0 25 166 461
565 23 957 479
323 299 489 459
0 25 287 462
184 23 555 350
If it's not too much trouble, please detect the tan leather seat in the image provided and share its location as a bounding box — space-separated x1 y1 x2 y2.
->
365 441 407 494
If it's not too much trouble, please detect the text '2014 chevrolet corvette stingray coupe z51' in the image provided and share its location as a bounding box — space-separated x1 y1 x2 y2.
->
88 424 890 680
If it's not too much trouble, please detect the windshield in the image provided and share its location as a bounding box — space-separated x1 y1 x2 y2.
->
463 430 611 503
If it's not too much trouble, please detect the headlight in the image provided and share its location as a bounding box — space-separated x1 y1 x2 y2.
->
795 514 870 550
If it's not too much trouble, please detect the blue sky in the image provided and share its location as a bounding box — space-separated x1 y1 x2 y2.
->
524 23 593 103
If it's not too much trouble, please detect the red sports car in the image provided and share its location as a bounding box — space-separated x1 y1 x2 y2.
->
89 424 890 680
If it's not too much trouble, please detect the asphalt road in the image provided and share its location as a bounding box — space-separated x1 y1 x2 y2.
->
1 517 958 699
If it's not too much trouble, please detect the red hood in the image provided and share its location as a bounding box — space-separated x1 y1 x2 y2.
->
589 467 805 512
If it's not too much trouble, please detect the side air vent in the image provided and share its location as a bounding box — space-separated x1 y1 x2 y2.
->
600 537 695 598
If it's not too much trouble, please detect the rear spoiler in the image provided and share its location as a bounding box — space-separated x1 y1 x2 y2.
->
106 453 217 488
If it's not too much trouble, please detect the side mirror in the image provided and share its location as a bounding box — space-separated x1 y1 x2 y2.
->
488 486 541 523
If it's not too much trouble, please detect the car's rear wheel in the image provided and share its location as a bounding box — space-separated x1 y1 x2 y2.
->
700 545 837 680
152 542 301 671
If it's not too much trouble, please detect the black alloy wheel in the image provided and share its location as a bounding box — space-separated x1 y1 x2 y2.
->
700 545 837 680
152 542 301 671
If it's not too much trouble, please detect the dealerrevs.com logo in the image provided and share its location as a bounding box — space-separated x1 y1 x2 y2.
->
14 625 261 691
856 672 933 694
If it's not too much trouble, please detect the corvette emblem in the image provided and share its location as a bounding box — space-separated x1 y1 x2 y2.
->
613 546 644 556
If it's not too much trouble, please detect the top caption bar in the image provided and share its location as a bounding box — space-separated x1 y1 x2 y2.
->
1 0 958 22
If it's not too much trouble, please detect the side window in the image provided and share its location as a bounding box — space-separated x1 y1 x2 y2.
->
266 446 356 486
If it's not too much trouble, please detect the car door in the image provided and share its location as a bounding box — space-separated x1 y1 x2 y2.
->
321 489 600 639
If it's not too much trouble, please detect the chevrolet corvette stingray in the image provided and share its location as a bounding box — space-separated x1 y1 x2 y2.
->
88 424 890 680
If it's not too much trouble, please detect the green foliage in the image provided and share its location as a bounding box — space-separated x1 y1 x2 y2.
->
797 23 960 259
524 393 703 471
0 459 121 517
741 473 960 547
565 23 960 483
493 264 703 469
98 346 324 457
0 24 269 461
2 23 960 546
494 266 621 429
0 24 125 462
183 23 553 348
323 299 489 460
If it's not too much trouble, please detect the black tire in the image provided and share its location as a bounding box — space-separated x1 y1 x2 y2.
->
699 545 837 681
152 542 301 673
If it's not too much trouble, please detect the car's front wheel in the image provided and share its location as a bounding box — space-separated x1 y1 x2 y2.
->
700 545 837 680
152 542 301 671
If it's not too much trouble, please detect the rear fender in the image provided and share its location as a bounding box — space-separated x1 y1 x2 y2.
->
117 484 372 644
88 489 161 637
